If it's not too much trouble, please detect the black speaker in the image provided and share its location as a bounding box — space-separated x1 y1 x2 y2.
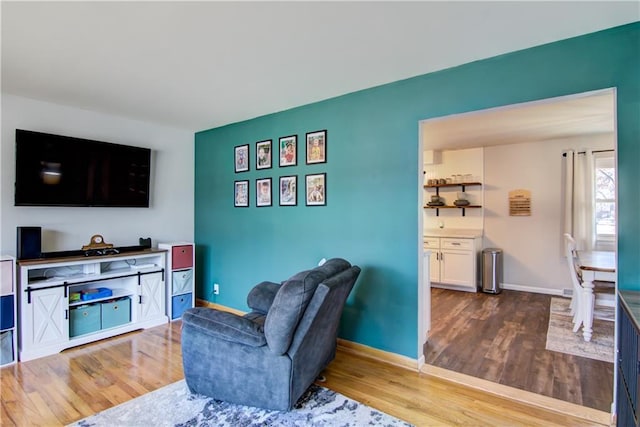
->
17 226 42 260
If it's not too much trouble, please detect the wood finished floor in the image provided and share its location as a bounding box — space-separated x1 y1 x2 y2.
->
425 288 614 412
1 319 609 427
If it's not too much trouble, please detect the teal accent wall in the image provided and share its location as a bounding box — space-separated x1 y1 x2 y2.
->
195 23 639 359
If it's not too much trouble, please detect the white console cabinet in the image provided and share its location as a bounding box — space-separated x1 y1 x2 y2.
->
425 236 481 292
18 249 167 362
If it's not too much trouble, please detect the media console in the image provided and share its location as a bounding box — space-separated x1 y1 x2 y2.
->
17 248 168 362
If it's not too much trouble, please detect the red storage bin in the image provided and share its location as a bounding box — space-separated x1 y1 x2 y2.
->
172 245 193 269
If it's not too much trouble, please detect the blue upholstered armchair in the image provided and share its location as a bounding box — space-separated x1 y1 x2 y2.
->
180 258 361 411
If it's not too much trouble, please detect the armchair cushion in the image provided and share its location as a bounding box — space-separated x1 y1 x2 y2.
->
264 258 351 355
182 307 266 347
246 281 281 314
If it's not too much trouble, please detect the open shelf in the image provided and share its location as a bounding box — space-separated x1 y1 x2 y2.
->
424 181 481 189
424 182 482 216
423 205 481 216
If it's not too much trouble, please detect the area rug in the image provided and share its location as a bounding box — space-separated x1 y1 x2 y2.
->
69 380 412 427
545 297 614 363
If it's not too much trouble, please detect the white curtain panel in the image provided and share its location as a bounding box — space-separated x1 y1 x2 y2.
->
564 150 595 251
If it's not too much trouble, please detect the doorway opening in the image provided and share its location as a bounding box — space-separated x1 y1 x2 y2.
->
416 88 617 412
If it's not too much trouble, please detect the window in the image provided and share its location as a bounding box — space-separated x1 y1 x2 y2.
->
593 152 615 250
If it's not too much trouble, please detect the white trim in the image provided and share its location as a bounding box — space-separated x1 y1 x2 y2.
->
500 282 566 296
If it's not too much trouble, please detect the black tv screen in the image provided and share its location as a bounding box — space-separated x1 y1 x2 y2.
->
14 129 151 207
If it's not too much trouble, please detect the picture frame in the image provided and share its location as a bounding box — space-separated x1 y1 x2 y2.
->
305 130 327 164
305 173 326 206
234 144 249 173
278 135 297 167
234 180 249 207
256 139 272 170
256 177 272 207
279 175 297 206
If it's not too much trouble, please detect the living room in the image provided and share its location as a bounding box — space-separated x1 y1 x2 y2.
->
1 2 639 426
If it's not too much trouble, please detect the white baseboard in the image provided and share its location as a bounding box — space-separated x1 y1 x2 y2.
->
500 282 567 296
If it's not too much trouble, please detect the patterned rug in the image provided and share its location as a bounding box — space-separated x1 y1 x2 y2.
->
69 380 412 427
545 297 614 363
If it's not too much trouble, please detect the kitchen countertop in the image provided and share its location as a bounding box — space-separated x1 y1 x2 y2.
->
424 228 483 239
620 290 640 332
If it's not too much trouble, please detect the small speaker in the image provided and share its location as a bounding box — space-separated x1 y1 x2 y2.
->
139 237 151 249
17 226 42 260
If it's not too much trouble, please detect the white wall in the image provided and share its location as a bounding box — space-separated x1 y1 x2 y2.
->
1 94 194 256
484 134 614 293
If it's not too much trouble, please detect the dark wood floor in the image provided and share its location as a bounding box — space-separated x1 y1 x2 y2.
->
425 288 614 412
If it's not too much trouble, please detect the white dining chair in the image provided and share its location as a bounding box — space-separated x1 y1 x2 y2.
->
563 233 583 331
563 233 615 335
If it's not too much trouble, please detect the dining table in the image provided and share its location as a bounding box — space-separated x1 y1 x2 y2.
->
576 250 616 342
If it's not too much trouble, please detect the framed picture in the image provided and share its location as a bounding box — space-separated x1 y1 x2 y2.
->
256 177 272 207
305 130 327 164
305 173 326 206
279 175 297 206
234 180 249 207
279 135 297 167
234 144 249 173
256 140 272 170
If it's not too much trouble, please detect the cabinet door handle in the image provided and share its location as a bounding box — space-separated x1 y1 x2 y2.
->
138 295 142 304
65 309 68 320
451 242 461 246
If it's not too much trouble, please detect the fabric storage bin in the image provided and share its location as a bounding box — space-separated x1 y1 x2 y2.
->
172 269 193 295
0 260 13 294
101 298 131 329
172 245 193 269
0 330 13 365
70 304 101 337
172 293 192 320
0 295 14 330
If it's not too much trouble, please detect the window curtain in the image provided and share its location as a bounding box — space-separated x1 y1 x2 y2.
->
563 150 595 251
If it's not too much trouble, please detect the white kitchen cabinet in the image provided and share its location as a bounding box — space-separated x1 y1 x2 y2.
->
18 249 168 362
424 236 481 292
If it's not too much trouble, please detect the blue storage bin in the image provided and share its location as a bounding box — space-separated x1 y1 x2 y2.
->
0 330 14 365
101 298 131 329
70 304 101 337
171 269 193 295
172 293 192 320
0 295 14 330
81 287 113 301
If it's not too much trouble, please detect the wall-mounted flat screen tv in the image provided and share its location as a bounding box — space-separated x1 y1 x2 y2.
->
14 129 151 207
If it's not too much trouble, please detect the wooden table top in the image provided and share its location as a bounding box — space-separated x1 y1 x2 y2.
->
577 250 616 273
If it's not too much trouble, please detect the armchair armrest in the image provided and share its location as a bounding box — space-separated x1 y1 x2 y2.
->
182 308 266 347
247 281 281 314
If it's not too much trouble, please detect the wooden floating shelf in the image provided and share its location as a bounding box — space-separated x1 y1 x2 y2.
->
423 182 482 188
423 205 481 217
424 205 482 209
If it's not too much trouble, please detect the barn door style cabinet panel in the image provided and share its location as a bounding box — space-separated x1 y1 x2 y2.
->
618 292 640 427
0 256 17 366
18 249 167 362
159 242 195 320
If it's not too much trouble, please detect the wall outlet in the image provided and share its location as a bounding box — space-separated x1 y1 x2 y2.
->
213 283 220 295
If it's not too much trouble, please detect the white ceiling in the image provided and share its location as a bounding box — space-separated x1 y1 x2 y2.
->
2 1 638 133
422 89 616 150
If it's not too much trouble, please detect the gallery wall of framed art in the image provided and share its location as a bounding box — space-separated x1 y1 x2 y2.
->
233 130 327 208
